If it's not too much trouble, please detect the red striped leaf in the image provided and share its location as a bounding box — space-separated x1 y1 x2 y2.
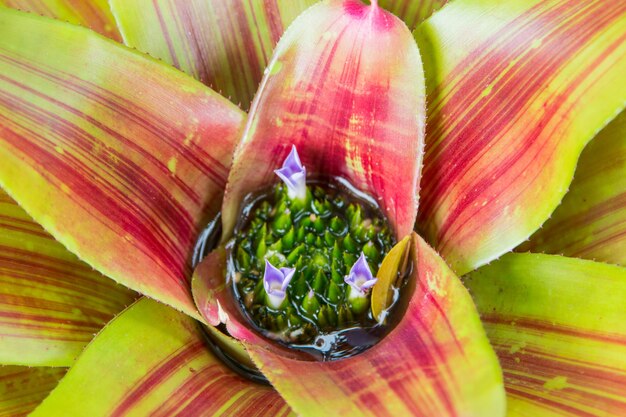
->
109 0 318 109
30 298 294 417
0 188 136 366
0 8 246 319
221 0 426 241
414 0 626 274
0 365 65 417
465 253 626 416
0 0 121 40
519 110 626 265
247 233 506 417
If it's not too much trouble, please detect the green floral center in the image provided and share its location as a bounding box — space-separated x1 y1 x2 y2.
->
231 182 394 344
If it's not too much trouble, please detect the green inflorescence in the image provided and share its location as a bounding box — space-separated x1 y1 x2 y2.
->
232 182 394 344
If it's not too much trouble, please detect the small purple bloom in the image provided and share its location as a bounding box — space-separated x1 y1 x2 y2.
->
263 259 295 309
345 252 377 298
274 145 307 201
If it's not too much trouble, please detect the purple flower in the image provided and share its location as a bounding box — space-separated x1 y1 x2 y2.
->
345 253 377 299
263 259 295 309
274 145 307 201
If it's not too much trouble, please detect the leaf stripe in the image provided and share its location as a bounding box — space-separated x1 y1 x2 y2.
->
0 50 230 188
111 340 205 416
502 348 626 415
0 99 192 287
424 0 622 224
482 315 626 354
378 0 448 28
152 0 180 68
0 9 246 318
111 0 317 109
507 349 626 397
549 195 626 235
416 0 626 273
506 388 597 417
0 0 122 41
520 111 626 265
31 299 294 417
0 366 66 417
150 365 293 417
0 248 126 306
0 188 136 366
465 253 626 416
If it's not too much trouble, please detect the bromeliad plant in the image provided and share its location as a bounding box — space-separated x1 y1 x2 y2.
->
0 0 625 416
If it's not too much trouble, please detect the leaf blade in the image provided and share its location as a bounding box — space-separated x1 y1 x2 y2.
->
110 0 318 109
0 188 136 366
519 110 626 265
371 235 410 322
0 365 65 417
0 0 121 40
465 253 626 416
30 298 294 417
0 8 246 319
415 0 626 274
378 0 449 28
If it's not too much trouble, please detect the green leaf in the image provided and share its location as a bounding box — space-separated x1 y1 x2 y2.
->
30 298 294 417
465 253 626 416
371 235 410 322
520 110 626 266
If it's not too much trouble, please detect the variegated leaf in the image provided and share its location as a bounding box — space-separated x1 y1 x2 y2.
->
30 298 294 417
415 0 626 274
110 0 318 109
0 365 65 417
465 253 626 416
0 0 121 40
520 110 626 265
0 8 245 319
0 188 135 366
